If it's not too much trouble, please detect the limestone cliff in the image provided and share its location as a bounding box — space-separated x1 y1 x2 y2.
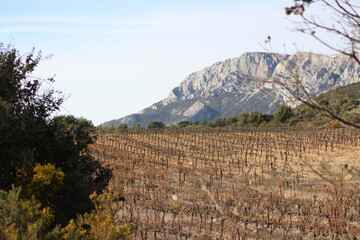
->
102 52 360 127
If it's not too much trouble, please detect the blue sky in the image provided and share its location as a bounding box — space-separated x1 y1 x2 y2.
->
0 0 337 125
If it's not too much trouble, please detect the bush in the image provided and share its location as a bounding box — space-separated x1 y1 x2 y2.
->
274 105 294 123
178 121 191 128
147 121 165 129
60 187 132 240
16 163 64 206
48 116 112 224
248 112 264 125
237 112 249 126
209 118 226 127
329 120 342 128
0 186 133 240
225 116 238 126
117 124 128 130
0 186 54 239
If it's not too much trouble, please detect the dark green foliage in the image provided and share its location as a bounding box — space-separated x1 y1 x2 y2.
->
274 105 294 123
48 116 112 224
225 116 238 126
262 114 274 123
198 120 207 126
237 112 249 126
147 121 165 129
132 124 142 129
178 121 191 128
117 123 128 129
174 111 277 128
0 45 111 226
210 118 226 127
0 45 62 189
248 112 264 125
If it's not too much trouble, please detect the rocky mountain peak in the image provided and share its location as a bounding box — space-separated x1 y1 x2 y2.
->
169 52 287 103
102 52 360 127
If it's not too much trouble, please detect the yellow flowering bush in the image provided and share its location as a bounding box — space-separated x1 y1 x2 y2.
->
61 187 132 240
329 120 342 128
0 186 54 240
16 163 65 204
32 163 65 192
59 219 90 240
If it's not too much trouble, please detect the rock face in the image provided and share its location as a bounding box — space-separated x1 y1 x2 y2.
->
102 52 360 127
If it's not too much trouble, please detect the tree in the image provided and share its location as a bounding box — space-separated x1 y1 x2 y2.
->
117 123 128 129
248 112 265 125
262 114 274 123
237 112 249 126
0 45 111 226
225 116 238 126
147 121 165 129
48 116 112 224
213 117 226 127
0 45 63 189
274 105 294 123
178 121 191 128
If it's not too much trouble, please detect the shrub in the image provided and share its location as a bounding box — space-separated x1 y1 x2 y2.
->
147 121 165 129
60 187 132 240
0 186 54 239
248 112 264 125
178 121 191 128
16 163 64 206
117 124 128 130
237 112 249 126
274 105 294 123
329 120 342 128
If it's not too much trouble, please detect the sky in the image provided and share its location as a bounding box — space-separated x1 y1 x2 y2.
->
0 0 338 125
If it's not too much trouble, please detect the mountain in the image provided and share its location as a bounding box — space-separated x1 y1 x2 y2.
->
102 52 360 127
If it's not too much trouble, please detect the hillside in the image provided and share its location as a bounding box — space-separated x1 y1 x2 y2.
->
316 81 360 102
102 52 360 127
294 82 360 124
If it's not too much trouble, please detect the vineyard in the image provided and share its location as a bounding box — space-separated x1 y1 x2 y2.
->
90 128 360 239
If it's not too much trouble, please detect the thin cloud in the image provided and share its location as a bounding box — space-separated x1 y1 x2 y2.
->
0 15 189 34
0 15 187 27
0 9 285 35
0 25 159 35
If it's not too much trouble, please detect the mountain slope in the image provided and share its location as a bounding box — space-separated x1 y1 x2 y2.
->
102 52 360 127
316 81 360 101
294 81 360 124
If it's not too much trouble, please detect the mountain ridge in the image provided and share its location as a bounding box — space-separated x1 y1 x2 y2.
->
102 52 360 127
